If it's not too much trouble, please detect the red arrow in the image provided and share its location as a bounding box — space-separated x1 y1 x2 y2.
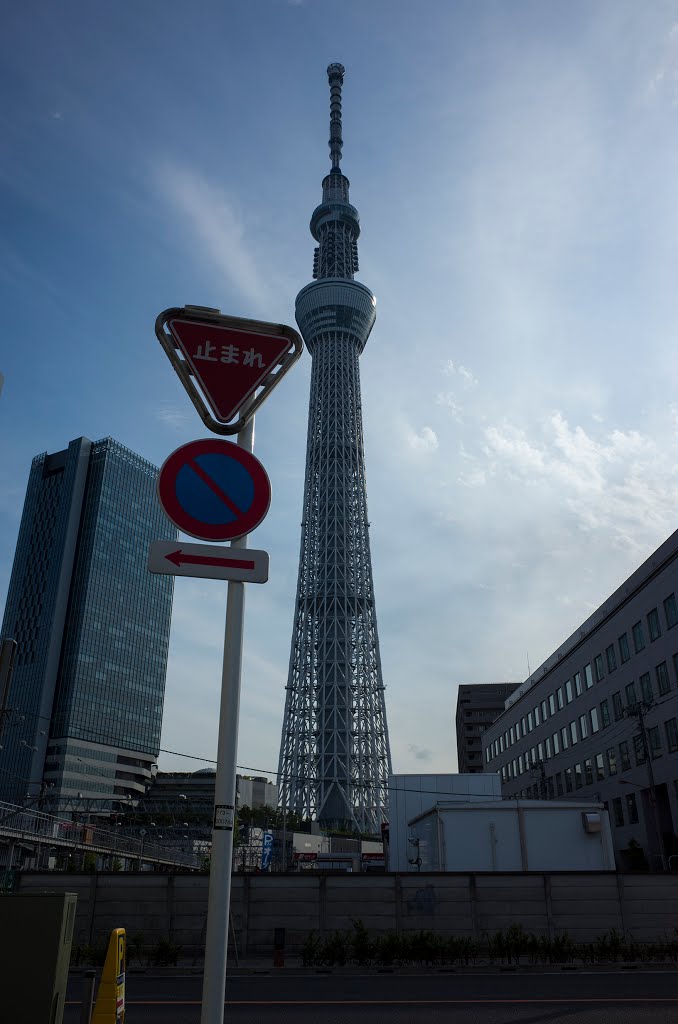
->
165 549 256 571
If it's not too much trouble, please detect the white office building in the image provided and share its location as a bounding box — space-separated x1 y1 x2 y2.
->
483 529 678 871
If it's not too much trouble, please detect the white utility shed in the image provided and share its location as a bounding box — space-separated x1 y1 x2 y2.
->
408 800 615 872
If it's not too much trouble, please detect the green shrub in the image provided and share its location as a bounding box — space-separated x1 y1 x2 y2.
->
151 938 182 966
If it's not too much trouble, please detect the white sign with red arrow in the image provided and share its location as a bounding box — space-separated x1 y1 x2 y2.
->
147 540 269 583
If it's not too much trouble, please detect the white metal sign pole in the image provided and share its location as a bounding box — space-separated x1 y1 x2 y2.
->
200 412 255 1024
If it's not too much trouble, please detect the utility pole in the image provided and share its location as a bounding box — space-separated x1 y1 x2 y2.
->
625 701 668 871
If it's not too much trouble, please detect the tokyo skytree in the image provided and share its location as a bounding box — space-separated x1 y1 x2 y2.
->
277 64 392 833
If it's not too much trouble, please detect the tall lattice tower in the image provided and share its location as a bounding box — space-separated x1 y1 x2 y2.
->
277 64 392 833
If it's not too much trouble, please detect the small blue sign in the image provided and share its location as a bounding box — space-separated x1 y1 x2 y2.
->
261 831 274 871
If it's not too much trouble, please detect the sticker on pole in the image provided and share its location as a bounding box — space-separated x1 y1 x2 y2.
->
157 438 271 542
214 804 234 831
155 306 303 436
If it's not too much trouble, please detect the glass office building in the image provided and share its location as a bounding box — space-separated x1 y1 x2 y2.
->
0 437 176 809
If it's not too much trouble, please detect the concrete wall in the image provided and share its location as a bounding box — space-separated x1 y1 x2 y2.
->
15 871 678 956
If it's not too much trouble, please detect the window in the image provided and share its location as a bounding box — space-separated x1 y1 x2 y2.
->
612 691 624 720
549 693 556 716
509 726 515 744
521 717 527 736
570 721 578 744
530 746 537 765
632 622 644 654
518 754 524 774
528 711 533 732
594 654 605 682
565 679 573 703
584 663 594 689
574 672 583 697
664 593 678 629
545 736 552 758
633 734 646 765
640 672 653 703
556 687 564 709
665 718 678 753
607 747 618 775
534 706 540 727
555 772 564 796
590 707 600 733
561 726 569 749
579 714 588 739
647 608 661 642
612 797 624 827
619 633 631 662
540 700 548 722
537 742 544 760
625 681 637 706
584 758 593 785
595 753 605 781
499 735 504 753
648 726 661 759
656 661 670 696
626 792 639 824
600 699 611 728
619 740 631 771
564 767 573 793
552 731 560 754
574 763 583 789
606 644 617 673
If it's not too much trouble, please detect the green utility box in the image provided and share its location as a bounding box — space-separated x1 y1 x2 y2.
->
0 891 77 1023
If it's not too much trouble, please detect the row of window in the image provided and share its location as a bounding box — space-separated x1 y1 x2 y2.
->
497 695 678 784
512 722 678 815
486 647 677 765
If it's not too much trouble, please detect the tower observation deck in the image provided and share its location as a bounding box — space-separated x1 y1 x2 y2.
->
277 64 392 833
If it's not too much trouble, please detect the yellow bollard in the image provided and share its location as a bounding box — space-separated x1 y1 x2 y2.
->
92 927 125 1022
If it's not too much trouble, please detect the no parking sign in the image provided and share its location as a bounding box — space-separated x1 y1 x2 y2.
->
157 438 271 542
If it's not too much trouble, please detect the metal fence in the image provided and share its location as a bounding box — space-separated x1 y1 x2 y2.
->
0 800 200 870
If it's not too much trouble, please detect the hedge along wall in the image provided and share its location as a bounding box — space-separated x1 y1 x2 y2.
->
15 871 678 956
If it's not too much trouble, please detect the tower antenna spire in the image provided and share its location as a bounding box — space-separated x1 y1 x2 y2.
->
327 62 345 170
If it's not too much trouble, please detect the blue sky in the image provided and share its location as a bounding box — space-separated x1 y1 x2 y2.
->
3 1 678 781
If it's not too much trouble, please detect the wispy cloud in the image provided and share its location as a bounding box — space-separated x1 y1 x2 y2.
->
443 361 478 388
156 406 190 430
152 162 270 306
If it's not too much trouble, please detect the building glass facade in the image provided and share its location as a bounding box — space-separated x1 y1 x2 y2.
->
0 437 176 808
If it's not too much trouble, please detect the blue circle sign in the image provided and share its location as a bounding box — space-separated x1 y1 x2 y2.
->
157 438 271 542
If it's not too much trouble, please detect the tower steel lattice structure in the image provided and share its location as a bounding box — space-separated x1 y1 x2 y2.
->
277 64 392 833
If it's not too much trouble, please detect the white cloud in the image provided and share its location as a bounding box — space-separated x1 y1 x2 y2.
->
152 162 270 306
406 425 438 452
443 361 478 387
156 406 190 429
435 391 463 421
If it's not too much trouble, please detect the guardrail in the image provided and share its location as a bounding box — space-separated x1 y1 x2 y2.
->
0 801 200 869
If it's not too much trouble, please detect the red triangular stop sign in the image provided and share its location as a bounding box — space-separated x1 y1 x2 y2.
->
168 318 293 424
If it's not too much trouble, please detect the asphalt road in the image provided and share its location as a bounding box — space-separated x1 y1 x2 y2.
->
65 968 678 1022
